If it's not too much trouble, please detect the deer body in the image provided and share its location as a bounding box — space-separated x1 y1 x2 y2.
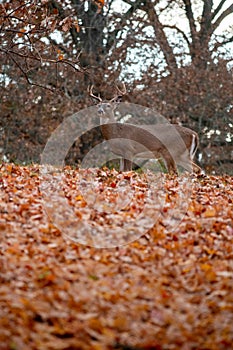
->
101 122 200 173
89 85 201 174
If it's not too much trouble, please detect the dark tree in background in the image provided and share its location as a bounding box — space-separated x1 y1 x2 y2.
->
0 0 232 173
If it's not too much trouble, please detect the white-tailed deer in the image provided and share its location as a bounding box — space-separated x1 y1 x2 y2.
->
90 85 201 174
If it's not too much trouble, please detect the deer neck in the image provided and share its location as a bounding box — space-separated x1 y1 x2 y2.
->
101 122 122 140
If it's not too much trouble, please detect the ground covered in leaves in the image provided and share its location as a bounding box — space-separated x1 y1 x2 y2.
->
0 163 232 350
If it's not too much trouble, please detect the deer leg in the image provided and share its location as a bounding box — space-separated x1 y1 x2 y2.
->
157 158 167 173
123 158 133 171
192 162 202 174
119 158 132 171
160 150 177 175
120 158 124 171
176 159 194 173
166 162 178 175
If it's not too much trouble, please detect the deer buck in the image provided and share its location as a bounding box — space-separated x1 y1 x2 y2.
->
89 85 201 174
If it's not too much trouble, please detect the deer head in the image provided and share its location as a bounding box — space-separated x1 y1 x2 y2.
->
89 83 126 123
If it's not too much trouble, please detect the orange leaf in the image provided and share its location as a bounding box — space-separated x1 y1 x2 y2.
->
58 54 64 60
203 207 216 217
18 28 26 37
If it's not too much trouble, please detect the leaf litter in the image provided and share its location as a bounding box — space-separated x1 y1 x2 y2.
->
0 163 232 350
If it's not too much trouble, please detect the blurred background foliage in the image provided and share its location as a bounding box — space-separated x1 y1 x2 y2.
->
0 0 232 174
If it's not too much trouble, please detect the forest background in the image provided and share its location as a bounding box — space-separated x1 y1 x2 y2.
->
0 0 233 174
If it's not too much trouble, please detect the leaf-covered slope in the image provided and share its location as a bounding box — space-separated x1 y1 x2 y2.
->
0 164 232 350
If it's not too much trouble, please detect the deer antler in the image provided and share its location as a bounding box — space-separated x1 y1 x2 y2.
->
89 85 102 102
89 83 126 103
115 82 127 96
109 82 127 103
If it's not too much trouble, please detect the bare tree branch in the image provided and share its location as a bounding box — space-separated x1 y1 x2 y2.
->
182 0 197 39
1 47 82 72
200 0 213 33
212 35 233 53
105 0 145 52
163 25 191 47
212 4 233 33
201 0 213 20
140 2 178 70
211 0 228 20
6 51 56 92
